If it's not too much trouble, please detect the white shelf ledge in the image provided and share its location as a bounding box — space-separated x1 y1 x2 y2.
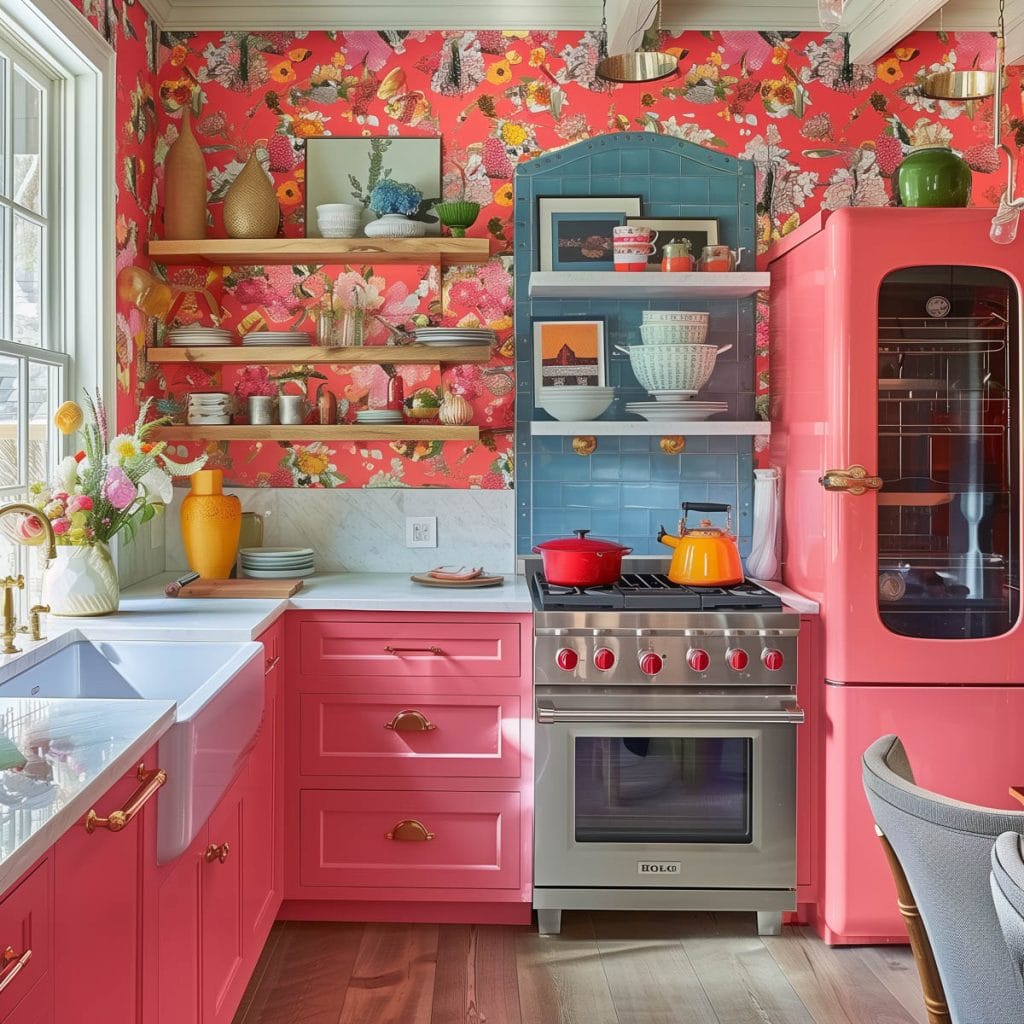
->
530 420 770 437
528 271 770 299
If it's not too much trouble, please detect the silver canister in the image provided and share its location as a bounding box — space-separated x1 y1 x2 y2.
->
278 394 310 425
248 395 276 425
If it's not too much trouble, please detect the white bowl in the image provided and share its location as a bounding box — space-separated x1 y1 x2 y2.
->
316 203 358 217
625 343 720 392
639 322 709 345
319 224 360 238
538 391 614 422
642 310 710 325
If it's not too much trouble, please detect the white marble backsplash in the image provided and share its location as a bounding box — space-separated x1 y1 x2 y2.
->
110 514 166 589
163 488 516 574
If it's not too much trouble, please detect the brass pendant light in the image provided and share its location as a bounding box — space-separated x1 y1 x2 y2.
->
596 0 679 84
921 2 997 99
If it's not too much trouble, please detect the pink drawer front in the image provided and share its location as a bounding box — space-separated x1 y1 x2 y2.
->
298 619 521 689
0 861 50 1022
299 789 520 890
299 693 521 778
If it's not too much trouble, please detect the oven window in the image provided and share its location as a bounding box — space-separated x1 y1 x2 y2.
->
574 736 752 844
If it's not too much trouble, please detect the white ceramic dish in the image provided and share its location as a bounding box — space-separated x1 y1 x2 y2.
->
617 342 722 392
241 547 314 558
242 567 315 579
538 391 614 422
639 322 708 345
648 389 699 401
642 310 710 325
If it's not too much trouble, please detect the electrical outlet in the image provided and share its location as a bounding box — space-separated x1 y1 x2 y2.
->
406 516 437 548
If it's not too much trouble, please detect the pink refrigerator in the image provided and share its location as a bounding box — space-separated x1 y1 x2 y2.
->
768 207 1024 944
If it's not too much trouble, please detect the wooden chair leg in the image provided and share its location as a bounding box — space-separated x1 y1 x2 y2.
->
875 825 953 1024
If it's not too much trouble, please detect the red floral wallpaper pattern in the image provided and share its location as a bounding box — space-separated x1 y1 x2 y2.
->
70 5 1019 488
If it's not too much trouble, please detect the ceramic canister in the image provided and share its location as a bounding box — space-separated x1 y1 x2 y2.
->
180 469 242 579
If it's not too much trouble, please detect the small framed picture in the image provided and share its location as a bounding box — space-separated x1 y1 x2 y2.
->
538 196 642 271
533 318 607 391
625 217 720 267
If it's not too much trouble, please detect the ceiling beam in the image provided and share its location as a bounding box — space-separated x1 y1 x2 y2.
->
605 0 658 55
840 0 951 63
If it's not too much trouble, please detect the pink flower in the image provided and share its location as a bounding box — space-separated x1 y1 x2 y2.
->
52 517 71 536
103 466 137 511
66 495 94 515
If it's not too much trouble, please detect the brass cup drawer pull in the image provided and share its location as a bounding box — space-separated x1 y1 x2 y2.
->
385 819 435 842
384 709 437 732
384 645 444 656
0 946 31 994
85 764 167 834
819 464 883 495
205 842 230 864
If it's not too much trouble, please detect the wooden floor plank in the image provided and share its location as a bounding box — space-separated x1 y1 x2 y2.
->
763 926 921 1024
516 911 620 1024
338 923 439 1024
856 946 928 1024
431 925 524 1024
234 922 284 1024
588 911 719 1024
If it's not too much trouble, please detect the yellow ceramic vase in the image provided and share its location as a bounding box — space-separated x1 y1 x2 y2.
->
180 469 242 579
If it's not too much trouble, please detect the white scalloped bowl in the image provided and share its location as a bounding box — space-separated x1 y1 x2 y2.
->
639 322 709 345
627 343 719 392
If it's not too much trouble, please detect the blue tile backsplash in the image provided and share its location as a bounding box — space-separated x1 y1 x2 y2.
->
514 133 759 557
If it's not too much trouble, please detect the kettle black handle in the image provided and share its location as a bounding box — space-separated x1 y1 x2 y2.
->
573 529 591 539
681 502 731 514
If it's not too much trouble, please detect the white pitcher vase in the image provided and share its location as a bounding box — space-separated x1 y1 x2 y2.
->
41 542 120 616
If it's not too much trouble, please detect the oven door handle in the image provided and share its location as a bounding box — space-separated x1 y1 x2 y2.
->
535 703 805 726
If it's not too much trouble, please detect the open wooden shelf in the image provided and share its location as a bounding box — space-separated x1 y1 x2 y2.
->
146 344 492 365
148 425 480 442
148 237 491 266
530 420 770 437
528 271 770 299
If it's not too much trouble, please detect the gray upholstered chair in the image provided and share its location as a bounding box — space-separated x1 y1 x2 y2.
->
991 831 1024 986
862 734 1024 1024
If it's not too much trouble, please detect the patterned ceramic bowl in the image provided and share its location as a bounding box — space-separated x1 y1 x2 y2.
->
638 322 709 345
624 342 719 392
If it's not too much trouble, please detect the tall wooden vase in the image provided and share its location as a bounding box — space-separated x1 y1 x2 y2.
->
223 152 280 238
180 469 242 579
164 108 207 240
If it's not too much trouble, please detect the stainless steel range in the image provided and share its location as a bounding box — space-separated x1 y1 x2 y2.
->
530 570 802 936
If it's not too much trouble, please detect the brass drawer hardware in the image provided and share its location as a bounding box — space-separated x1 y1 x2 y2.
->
85 764 167 833
384 645 444 656
385 819 435 842
384 709 437 733
205 842 230 864
819 464 883 495
0 946 31 994
264 655 280 672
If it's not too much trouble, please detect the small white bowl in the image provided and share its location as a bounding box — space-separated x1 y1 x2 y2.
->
642 310 710 325
639 322 709 345
316 203 358 217
538 391 614 422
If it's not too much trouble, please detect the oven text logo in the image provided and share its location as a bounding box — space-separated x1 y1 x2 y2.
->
638 861 681 875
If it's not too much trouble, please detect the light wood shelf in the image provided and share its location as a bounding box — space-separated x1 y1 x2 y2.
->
530 420 770 437
148 237 491 266
528 271 770 299
146 344 492 365
148 425 480 442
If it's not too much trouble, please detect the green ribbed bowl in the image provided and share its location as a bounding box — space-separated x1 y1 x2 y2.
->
435 201 480 238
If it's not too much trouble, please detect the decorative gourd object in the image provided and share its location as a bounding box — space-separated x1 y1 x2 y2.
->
180 469 242 579
164 108 207 240
223 152 280 239
439 390 473 426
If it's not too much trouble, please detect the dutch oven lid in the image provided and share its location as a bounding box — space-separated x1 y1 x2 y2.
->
533 529 630 554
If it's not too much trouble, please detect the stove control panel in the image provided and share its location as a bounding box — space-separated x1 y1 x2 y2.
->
638 651 664 676
594 647 616 671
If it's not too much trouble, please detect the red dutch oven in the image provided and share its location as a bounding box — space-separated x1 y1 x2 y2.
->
533 529 632 588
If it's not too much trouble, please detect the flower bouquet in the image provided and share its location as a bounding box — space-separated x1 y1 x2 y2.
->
27 392 207 615
365 179 428 238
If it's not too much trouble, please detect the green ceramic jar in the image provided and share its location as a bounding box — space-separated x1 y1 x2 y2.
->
896 146 972 208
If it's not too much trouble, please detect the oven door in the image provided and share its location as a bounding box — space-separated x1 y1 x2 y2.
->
533 697 802 890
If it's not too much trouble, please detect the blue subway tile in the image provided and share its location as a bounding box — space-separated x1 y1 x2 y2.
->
620 454 652 480
620 149 651 174
590 453 624 481
649 178 681 204
590 150 620 175
652 455 683 481
531 482 563 508
562 483 596 508
619 509 649 534
622 481 680 508
591 511 623 535
534 453 591 482
679 454 738 483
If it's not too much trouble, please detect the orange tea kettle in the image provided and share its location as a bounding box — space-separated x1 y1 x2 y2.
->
658 502 744 586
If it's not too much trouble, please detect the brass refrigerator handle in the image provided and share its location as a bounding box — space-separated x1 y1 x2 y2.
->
819 464 883 495
85 764 167 833
0 946 31 994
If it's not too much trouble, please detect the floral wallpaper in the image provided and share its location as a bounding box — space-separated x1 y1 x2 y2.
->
69 5 1019 488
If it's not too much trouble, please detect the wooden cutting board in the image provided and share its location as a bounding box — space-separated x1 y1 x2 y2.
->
177 578 305 598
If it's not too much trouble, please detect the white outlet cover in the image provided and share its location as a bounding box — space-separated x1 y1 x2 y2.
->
406 516 437 548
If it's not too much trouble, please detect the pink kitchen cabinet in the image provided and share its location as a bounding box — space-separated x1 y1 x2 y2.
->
0 860 52 1024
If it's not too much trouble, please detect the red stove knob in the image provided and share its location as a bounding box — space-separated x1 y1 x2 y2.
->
726 648 749 672
762 648 785 672
594 647 616 671
687 648 710 673
639 652 664 676
556 648 579 672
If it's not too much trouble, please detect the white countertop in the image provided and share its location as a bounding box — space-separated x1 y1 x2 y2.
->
0 696 175 894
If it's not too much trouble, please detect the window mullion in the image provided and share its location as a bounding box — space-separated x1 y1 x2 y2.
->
15 353 25 488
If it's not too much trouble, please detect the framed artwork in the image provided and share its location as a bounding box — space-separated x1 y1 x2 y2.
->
538 196 642 271
533 318 607 391
625 216 720 267
304 136 442 236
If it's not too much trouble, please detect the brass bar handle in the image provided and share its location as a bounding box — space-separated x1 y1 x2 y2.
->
85 764 167 834
384 645 444 655
384 709 437 732
385 819 435 842
819 464 883 496
0 946 31 994
265 655 280 672
205 842 230 864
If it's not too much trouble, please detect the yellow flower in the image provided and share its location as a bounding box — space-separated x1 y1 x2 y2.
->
500 121 528 147
276 180 301 206
288 48 312 62
877 57 902 83
495 183 514 206
707 51 723 65
110 434 141 461
54 401 83 435
529 47 547 67
270 61 296 84
772 46 788 64
505 49 522 65
292 116 326 138
524 81 551 107
296 448 330 477
487 60 512 85
169 44 188 67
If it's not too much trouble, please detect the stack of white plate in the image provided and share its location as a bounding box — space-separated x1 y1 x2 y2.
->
413 327 496 348
168 327 233 347
239 547 315 579
625 400 728 422
355 409 403 424
187 392 232 425
241 331 312 347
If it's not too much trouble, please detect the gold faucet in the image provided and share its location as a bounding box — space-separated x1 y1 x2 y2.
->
0 504 58 655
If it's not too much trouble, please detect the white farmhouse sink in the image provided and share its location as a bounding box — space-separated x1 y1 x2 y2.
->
0 639 264 863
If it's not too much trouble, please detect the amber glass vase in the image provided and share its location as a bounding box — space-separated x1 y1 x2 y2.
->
180 469 242 579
